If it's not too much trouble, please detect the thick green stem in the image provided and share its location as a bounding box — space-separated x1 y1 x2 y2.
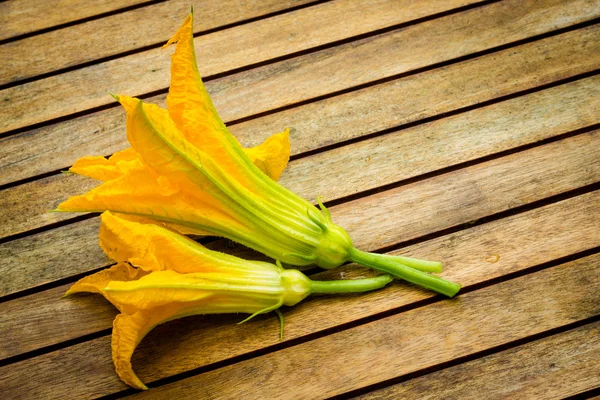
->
349 248 461 297
383 254 443 273
310 275 393 294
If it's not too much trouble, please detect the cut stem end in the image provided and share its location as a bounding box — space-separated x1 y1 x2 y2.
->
349 248 460 298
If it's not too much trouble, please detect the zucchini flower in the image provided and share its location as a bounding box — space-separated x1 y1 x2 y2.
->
56 12 460 297
67 211 392 390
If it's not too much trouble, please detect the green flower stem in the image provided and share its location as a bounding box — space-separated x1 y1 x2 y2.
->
382 254 443 273
310 275 393 294
348 248 461 297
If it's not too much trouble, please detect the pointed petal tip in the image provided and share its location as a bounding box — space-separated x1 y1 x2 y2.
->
162 13 193 49
115 95 141 114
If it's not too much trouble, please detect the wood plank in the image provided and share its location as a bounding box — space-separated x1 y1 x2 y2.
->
0 0 482 132
2 27 599 238
332 131 600 253
2 130 599 359
2 75 599 295
0 218 109 297
356 322 600 400
4 11 600 188
2 22 598 188
134 256 600 399
0 0 472 86
3 247 598 399
0 0 150 41
2 0 597 133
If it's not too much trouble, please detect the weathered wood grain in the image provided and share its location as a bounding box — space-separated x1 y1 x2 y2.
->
2 0 597 133
2 76 599 296
2 2 596 399
2 29 599 239
0 218 108 297
2 21 598 187
4 246 597 399
132 255 600 399
0 0 482 132
0 0 474 85
0 0 151 41
2 131 599 360
332 132 599 253
356 322 600 400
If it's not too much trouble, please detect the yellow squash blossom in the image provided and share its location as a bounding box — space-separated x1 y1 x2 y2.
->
67 211 392 390
57 12 460 297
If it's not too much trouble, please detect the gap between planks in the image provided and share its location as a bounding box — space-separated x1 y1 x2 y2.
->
125 255 600 399
1 24 599 239
1 70 599 295
0 0 489 119
0 0 164 43
2 19 599 190
1 1 598 187
2 241 598 398
1 2 596 396
0 0 480 87
350 321 600 400
2 129 599 361
1 0 597 135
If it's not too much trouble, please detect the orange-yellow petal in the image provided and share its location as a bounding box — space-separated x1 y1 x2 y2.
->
112 312 149 390
100 211 213 273
103 270 213 311
69 148 143 182
111 299 252 390
56 157 251 232
99 211 270 276
244 129 290 181
163 13 275 191
112 307 187 390
162 14 291 182
116 96 268 209
163 13 228 147
65 262 149 296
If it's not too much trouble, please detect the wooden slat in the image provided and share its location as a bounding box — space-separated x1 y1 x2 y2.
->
332 132 600 253
356 322 600 400
2 26 599 238
3 245 597 399
0 218 108 297
3 6 599 187
0 0 470 86
2 131 599 360
134 256 600 399
0 0 151 41
138 255 600 399
2 75 599 296
0 0 483 133
2 0 597 134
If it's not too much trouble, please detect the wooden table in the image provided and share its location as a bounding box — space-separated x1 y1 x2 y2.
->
1 0 599 398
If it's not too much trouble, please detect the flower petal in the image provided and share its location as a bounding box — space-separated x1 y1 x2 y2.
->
65 262 149 296
162 13 289 190
138 12 291 183
103 270 215 311
112 308 185 390
110 297 276 390
69 148 143 182
244 129 291 181
163 13 230 153
100 211 254 274
57 157 254 234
